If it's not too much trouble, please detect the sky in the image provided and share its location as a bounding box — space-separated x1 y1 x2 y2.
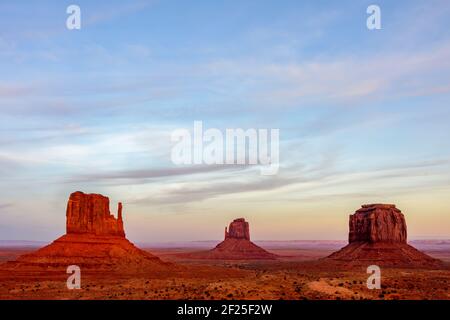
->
1 0 450 242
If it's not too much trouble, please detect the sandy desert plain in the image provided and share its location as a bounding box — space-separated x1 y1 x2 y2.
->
0 239 449 300
1 194 449 300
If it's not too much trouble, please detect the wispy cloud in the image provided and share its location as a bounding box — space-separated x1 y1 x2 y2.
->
200 42 450 106
0 203 13 210
131 175 298 205
84 0 155 26
0 155 22 174
67 165 248 184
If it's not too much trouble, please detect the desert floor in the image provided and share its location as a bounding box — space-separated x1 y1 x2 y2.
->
0 241 449 300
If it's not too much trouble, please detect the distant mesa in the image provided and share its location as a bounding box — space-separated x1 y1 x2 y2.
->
326 204 441 268
4 191 172 273
182 218 277 260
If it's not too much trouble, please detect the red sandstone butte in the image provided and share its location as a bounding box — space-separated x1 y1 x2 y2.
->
326 204 441 268
66 191 125 237
225 218 250 240
184 218 277 260
4 192 171 273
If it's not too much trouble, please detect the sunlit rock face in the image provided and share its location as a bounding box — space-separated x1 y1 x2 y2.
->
349 204 407 243
225 218 250 241
66 191 125 237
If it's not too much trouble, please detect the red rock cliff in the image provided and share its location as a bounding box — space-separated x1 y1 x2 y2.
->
66 191 125 237
224 218 250 240
348 204 407 243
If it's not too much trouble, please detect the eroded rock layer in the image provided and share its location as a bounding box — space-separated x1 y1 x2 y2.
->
349 204 407 243
225 218 250 240
66 191 125 237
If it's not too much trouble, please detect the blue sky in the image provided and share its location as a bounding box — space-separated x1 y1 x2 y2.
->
1 0 450 242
